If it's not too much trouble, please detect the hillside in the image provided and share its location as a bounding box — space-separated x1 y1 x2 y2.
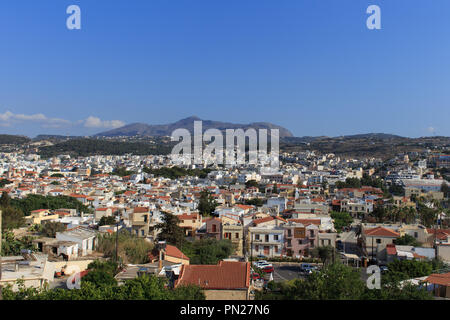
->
95 116 294 138
0 134 31 145
38 138 174 158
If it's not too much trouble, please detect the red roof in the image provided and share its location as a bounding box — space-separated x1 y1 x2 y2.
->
386 244 397 255
176 261 250 290
235 204 253 210
165 244 190 261
288 219 321 226
426 229 450 240
425 272 450 286
178 213 200 220
253 216 287 226
364 226 400 238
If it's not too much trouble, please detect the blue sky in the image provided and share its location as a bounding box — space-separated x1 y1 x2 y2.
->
0 0 449 137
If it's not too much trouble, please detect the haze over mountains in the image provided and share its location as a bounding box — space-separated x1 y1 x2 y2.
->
95 116 294 138
0 116 446 142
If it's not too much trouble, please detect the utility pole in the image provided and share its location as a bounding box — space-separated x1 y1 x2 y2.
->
434 212 438 260
115 220 119 264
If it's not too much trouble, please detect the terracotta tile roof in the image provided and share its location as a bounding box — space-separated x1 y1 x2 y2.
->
364 226 400 238
165 245 190 261
133 207 149 213
178 213 200 220
253 216 287 226
426 229 450 240
288 219 321 226
176 261 250 290
235 204 254 210
425 272 450 286
386 244 397 255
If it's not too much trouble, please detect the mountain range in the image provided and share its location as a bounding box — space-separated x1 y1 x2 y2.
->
94 116 294 138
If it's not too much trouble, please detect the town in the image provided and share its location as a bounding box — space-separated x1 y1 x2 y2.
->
0 137 449 300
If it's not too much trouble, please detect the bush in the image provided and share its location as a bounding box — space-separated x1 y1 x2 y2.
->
96 230 153 264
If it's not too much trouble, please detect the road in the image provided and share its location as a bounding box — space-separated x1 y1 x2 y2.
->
339 225 361 256
272 263 304 282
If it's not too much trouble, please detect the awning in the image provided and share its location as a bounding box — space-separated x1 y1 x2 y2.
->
341 253 361 260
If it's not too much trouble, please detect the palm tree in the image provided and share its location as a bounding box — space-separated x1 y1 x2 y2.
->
312 245 335 266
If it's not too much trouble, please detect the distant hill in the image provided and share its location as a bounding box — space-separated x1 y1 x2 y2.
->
38 138 174 158
0 134 31 145
33 135 83 141
281 133 404 144
95 116 294 138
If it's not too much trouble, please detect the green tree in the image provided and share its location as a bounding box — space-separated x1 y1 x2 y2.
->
389 185 405 196
311 245 336 266
257 263 366 300
41 221 66 237
98 216 117 226
96 231 153 264
1 231 36 256
330 211 353 232
417 201 438 227
0 191 10 207
197 189 218 217
383 259 433 284
394 234 420 247
372 206 387 223
272 184 279 194
245 180 259 188
441 182 449 198
1 206 25 231
183 239 233 265
82 270 117 287
155 212 186 248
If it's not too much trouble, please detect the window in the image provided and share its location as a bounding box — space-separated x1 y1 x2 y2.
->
255 245 259 251
265 235 269 242
141 230 145 236
287 229 292 237
275 246 278 253
310 230 314 237
235 233 239 239
414 232 418 238
376 239 381 244
274 235 279 241
212 224 217 233
287 239 291 247
298 240 302 245
255 234 260 240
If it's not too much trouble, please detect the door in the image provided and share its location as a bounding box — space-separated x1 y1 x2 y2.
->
264 246 270 255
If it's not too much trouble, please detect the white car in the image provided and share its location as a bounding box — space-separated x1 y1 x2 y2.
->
253 261 272 269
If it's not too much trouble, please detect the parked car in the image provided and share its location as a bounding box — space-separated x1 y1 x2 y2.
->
261 266 274 273
379 265 388 274
299 263 314 274
257 263 272 270
251 273 261 280
253 261 272 269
